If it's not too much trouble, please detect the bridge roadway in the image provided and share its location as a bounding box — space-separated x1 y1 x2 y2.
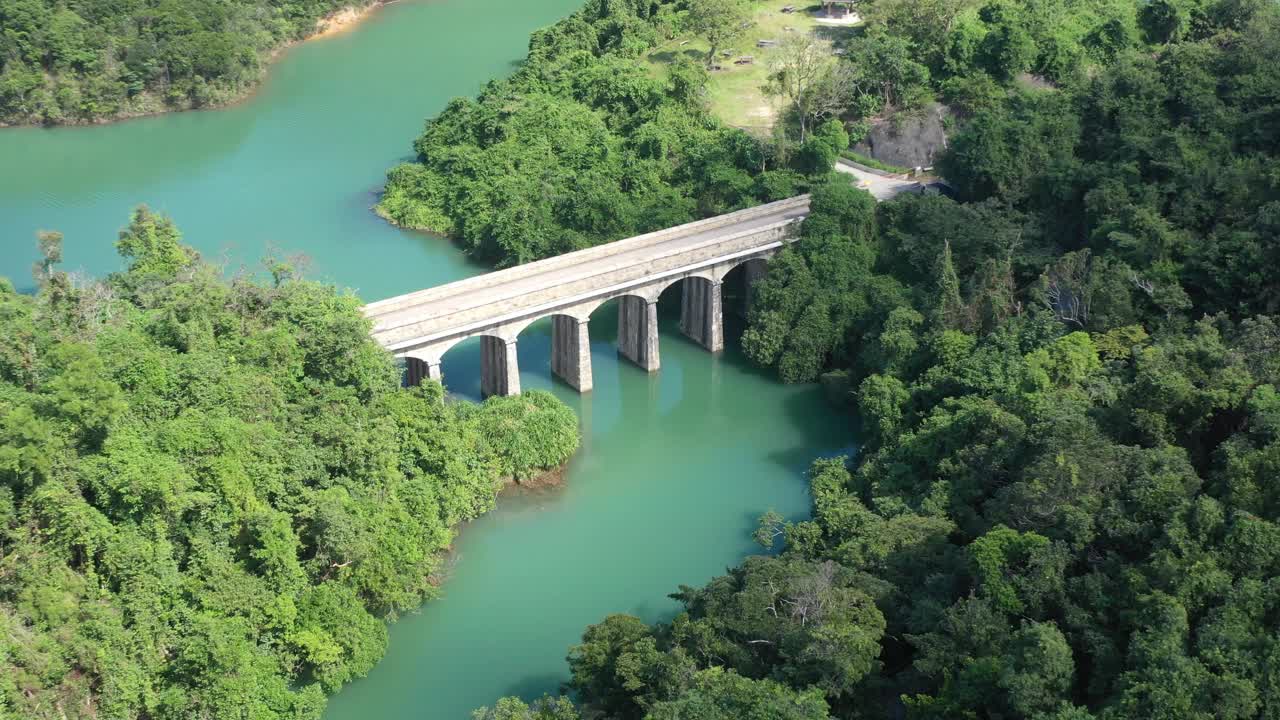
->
365 174 920 396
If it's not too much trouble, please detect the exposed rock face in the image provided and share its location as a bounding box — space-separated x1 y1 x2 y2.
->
853 103 952 169
312 3 381 39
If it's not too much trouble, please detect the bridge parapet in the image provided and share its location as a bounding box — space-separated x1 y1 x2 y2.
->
362 195 811 321
372 215 801 351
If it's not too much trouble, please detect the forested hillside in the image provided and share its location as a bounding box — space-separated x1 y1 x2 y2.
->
376 0 851 266
0 0 377 125
0 209 578 718
475 0 1280 718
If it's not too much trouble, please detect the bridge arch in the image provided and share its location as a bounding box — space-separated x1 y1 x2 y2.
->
406 331 518 399
646 269 717 301
713 254 771 285
717 256 771 319
651 274 723 353
510 312 594 393
593 292 661 373
563 296 618 322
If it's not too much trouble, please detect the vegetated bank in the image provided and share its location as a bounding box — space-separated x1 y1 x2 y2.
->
0 207 578 718
375 0 855 267
469 0 1280 718
0 0 385 126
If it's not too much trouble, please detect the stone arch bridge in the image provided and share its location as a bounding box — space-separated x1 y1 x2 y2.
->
362 195 809 396
363 165 919 396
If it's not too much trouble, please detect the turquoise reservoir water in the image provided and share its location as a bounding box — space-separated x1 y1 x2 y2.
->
0 2 850 716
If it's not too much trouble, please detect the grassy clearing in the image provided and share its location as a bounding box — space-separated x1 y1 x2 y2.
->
645 1 859 130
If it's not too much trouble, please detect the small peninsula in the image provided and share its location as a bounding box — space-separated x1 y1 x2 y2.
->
0 208 580 717
0 0 386 126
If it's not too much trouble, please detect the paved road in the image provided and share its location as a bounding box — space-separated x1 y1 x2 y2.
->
834 159 923 200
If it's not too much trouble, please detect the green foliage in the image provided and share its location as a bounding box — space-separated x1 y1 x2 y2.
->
741 176 897 382
115 205 196 279
375 163 453 233
687 0 750 69
841 30 933 113
567 613 697 719
999 621 1075 718
862 0 1152 91
460 390 580 481
0 0 379 124
779 119 847 180
0 209 579 717
645 668 830 720
1024 331 1102 389
376 0 827 267
565 555 883 719
682 554 888 692
531 5 1280 719
742 172 890 381
935 240 966 330
472 696 582 720
856 373 909 448
969 525 1053 614
939 91 1081 205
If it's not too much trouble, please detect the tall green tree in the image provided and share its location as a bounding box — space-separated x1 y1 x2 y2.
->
689 0 751 70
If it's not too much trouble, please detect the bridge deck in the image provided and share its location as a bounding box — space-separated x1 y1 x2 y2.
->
365 196 812 351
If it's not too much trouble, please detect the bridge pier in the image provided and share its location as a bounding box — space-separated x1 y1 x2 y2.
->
403 355 443 387
552 316 593 392
480 336 520 397
680 279 724 353
618 296 660 372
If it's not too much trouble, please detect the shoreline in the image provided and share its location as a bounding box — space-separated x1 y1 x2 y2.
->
425 460 572 591
372 203 450 236
310 2 387 40
0 1 391 130
502 463 569 491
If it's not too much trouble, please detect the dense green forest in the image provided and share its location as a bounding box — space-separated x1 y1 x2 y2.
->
376 0 855 266
6 0 1280 716
469 0 1280 718
0 209 579 718
0 0 376 124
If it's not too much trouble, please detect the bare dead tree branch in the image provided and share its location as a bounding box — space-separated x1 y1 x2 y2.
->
1039 250 1093 328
